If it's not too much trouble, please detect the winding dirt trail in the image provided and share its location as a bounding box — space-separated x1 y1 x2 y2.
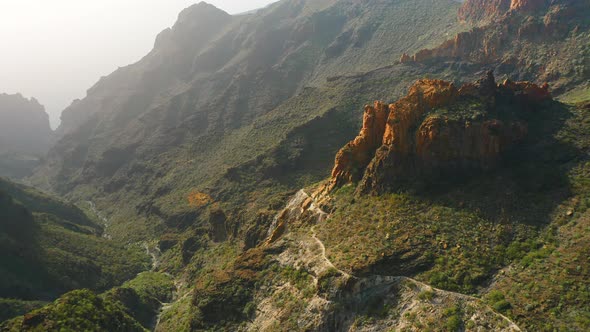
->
310 224 352 280
301 190 521 331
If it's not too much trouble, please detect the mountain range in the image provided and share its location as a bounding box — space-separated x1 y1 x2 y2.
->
1 0 589 331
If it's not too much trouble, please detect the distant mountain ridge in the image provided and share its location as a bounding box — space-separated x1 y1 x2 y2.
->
0 93 53 178
0 93 52 155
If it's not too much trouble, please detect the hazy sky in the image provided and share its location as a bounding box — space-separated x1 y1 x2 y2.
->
0 1 279 129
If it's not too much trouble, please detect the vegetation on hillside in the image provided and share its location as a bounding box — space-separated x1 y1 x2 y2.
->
315 96 590 330
29 0 468 250
1 272 174 331
0 178 149 323
6 0 590 330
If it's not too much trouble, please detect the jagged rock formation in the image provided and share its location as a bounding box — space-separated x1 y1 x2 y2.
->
330 73 551 193
331 101 389 186
0 93 52 156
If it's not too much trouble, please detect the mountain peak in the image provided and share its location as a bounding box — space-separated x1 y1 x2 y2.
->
152 1 232 50
177 1 230 23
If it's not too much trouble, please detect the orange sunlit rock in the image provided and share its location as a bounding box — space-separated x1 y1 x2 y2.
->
188 191 213 208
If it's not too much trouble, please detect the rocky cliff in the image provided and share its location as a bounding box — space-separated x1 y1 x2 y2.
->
330 73 551 193
330 101 389 186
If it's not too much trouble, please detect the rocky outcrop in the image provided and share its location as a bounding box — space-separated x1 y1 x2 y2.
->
382 79 459 147
399 53 412 63
329 73 551 194
409 25 513 64
331 101 389 186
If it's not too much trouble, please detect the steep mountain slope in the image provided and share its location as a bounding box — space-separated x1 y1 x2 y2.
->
31 0 467 245
161 187 521 331
403 0 590 93
1 272 175 332
53 0 465 138
309 75 590 331
189 74 585 331
0 178 148 322
19 0 590 330
32 0 589 250
0 94 53 178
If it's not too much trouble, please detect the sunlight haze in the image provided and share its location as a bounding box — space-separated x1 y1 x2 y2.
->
0 0 279 128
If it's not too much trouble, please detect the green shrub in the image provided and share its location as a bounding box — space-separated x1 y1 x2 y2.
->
486 290 512 314
418 290 435 302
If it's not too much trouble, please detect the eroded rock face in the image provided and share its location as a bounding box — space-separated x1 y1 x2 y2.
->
330 73 551 194
383 79 458 148
331 101 389 187
399 53 412 63
411 26 505 64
